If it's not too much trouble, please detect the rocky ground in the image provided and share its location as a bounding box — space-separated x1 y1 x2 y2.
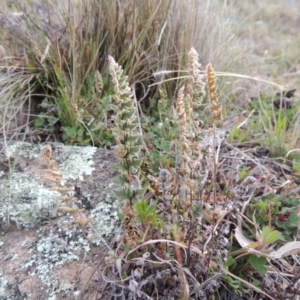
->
0 140 120 299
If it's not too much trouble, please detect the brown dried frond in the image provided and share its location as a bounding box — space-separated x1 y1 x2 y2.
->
172 225 184 265
206 63 222 121
116 148 127 159
44 169 62 177
48 159 57 170
42 176 62 183
43 146 52 161
147 174 161 197
122 203 136 219
73 213 91 227
176 86 192 156
123 215 140 248
175 245 183 265
126 234 139 249
56 195 77 202
58 206 84 214
43 146 57 170
72 103 79 115
122 204 140 247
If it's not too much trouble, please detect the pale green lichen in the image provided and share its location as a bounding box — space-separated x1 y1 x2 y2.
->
4 141 97 182
4 141 42 159
0 141 97 228
21 230 87 298
0 274 8 296
0 173 61 228
55 145 96 183
90 183 122 243
0 273 26 299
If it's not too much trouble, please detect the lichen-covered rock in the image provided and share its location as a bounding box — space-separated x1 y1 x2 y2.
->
0 141 97 229
0 139 121 299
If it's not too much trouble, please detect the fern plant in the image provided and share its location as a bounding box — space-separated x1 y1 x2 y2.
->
108 55 144 206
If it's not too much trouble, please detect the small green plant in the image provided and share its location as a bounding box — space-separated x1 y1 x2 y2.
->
291 153 300 173
247 255 267 276
33 71 115 146
260 225 284 247
222 275 243 296
275 198 300 241
248 194 299 242
222 258 243 296
228 125 249 143
142 113 178 173
133 198 161 227
238 166 250 180
133 198 165 241
247 93 298 156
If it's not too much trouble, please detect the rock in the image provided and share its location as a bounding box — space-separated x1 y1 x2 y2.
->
0 139 121 299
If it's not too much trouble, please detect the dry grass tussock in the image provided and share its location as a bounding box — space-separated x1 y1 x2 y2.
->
0 0 241 144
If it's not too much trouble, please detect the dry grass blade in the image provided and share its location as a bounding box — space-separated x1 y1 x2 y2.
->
269 241 300 259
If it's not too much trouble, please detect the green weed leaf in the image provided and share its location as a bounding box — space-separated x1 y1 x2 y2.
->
34 118 45 128
261 226 283 245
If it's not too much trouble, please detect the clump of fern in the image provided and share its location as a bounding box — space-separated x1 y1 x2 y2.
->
104 49 231 299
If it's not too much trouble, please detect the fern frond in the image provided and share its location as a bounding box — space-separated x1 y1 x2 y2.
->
188 47 206 108
206 63 222 122
94 70 103 96
176 86 187 130
108 55 143 206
